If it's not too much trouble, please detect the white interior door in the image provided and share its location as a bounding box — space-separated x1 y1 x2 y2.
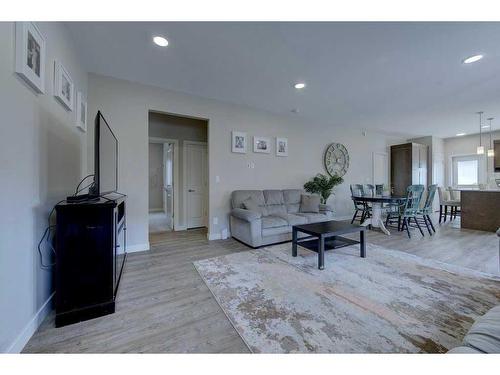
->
373 152 389 186
186 143 207 229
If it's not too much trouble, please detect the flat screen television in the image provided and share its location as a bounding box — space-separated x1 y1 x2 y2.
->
91 111 118 196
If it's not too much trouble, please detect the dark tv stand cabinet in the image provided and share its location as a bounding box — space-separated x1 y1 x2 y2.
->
55 196 127 327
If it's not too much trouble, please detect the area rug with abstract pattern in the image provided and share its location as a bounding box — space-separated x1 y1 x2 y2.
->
193 243 500 353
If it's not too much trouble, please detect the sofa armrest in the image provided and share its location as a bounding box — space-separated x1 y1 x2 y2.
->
319 204 333 212
231 208 262 222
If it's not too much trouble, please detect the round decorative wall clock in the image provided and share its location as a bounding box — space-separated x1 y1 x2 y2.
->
324 143 350 177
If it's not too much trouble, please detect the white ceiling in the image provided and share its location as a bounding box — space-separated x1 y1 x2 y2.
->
66 22 500 138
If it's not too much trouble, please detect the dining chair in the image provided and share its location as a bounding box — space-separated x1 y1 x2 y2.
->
400 185 425 238
350 184 371 223
365 184 375 197
447 187 461 220
437 187 451 223
416 184 437 235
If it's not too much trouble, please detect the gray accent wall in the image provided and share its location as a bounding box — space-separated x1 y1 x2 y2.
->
87 74 406 245
0 22 88 352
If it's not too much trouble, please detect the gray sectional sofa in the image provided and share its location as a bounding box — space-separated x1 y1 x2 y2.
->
448 305 500 353
229 189 333 248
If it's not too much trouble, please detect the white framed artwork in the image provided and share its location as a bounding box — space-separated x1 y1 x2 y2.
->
253 136 271 154
54 60 74 111
231 131 247 153
76 91 87 132
15 22 46 93
276 137 288 157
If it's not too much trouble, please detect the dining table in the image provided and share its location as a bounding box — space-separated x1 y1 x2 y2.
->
352 194 407 235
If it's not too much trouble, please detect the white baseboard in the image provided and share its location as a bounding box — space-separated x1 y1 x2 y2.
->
208 231 231 241
6 292 54 353
174 225 187 231
149 208 163 213
125 242 150 253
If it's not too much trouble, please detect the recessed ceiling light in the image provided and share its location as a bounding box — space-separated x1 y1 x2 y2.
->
462 54 483 64
294 83 306 89
153 36 169 47
456 133 466 136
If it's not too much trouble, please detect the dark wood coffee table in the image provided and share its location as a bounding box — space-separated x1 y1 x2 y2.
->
292 221 366 270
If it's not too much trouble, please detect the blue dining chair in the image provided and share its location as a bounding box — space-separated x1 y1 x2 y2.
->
400 185 425 238
416 185 437 235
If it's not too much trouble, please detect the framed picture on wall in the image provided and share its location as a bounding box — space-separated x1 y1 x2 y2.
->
54 60 74 111
276 137 288 156
15 22 46 94
253 136 271 154
231 131 247 153
76 91 87 132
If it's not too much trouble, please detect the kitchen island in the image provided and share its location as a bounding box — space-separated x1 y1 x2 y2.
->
461 190 500 232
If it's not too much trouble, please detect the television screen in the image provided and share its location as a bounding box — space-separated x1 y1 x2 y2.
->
95 111 118 195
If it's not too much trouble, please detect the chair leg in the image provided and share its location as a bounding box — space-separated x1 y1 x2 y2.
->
427 215 436 233
414 216 425 237
423 215 432 235
439 205 443 223
403 217 411 238
398 215 402 231
351 210 358 224
444 206 448 222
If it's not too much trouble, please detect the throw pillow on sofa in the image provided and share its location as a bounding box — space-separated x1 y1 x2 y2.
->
300 194 320 213
242 196 262 213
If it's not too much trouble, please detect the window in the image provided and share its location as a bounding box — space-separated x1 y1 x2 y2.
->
452 155 480 187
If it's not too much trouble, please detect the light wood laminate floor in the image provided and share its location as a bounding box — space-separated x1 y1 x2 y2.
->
23 217 499 353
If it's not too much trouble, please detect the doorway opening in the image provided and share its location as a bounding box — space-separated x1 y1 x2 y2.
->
149 138 177 233
148 111 208 234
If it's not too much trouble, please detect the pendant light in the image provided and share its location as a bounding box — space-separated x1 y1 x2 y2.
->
477 111 485 155
487 117 494 157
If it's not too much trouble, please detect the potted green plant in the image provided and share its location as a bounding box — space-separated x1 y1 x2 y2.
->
304 173 344 204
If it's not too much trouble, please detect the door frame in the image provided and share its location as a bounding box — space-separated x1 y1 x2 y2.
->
183 140 208 229
149 137 180 230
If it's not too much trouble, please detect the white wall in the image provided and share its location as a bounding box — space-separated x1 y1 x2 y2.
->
149 112 208 228
443 131 500 188
0 22 88 352
87 74 406 246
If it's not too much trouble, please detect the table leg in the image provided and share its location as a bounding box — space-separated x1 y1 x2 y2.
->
318 235 325 270
292 227 297 257
361 202 390 235
360 230 366 258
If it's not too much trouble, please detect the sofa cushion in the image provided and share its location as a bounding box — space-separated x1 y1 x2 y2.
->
300 194 321 213
462 305 500 353
262 226 291 237
263 190 287 215
295 212 329 223
232 190 267 215
283 189 302 213
447 346 482 353
262 215 288 229
274 213 307 226
263 190 284 205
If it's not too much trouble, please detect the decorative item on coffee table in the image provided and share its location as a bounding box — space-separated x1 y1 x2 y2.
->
304 173 344 204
